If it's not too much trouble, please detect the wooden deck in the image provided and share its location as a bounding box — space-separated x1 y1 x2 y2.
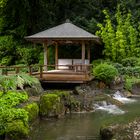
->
0 64 93 83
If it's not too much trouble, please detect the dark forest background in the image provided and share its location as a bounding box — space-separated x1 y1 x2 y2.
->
0 0 140 65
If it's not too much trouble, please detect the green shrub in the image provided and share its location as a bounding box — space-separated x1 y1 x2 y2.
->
93 63 118 84
40 94 62 117
124 76 140 91
121 66 140 77
0 91 28 108
92 59 111 67
111 63 124 74
121 57 139 67
0 91 29 139
24 102 39 122
6 120 29 140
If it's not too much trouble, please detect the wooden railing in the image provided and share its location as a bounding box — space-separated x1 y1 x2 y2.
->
0 64 93 78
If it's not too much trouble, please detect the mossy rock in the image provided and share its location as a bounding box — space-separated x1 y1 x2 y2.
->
100 125 117 140
69 96 81 112
6 120 29 140
24 102 39 122
44 90 70 99
94 94 123 106
40 94 63 117
25 83 44 96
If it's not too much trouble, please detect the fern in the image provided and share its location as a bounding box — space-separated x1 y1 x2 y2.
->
0 74 40 93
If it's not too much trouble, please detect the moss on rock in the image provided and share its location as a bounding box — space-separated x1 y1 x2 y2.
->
6 120 29 140
39 94 63 117
24 102 39 122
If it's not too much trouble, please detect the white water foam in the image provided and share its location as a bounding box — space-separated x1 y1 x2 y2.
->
113 91 136 104
94 101 125 115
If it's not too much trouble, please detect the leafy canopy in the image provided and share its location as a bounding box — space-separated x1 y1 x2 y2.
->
96 6 138 62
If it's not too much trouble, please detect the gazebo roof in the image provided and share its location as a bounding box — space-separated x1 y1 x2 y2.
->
25 20 99 42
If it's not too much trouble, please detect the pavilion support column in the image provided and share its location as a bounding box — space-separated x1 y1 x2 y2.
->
82 41 86 71
55 43 58 69
82 41 85 64
87 46 90 63
43 43 48 71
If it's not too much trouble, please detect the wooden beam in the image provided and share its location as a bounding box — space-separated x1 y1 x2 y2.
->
87 46 90 63
82 41 85 65
55 43 58 69
43 43 48 71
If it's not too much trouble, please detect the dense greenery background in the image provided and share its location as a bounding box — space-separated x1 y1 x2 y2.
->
0 0 140 65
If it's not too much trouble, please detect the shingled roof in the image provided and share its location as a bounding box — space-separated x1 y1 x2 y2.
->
25 20 99 41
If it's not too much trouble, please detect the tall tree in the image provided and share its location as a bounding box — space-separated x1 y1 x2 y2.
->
96 6 138 62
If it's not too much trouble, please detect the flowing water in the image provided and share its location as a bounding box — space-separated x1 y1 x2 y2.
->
113 90 136 103
28 93 140 140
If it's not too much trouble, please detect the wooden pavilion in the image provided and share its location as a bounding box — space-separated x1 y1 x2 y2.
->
25 20 100 83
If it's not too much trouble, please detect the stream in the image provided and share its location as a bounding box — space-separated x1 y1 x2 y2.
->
28 91 140 140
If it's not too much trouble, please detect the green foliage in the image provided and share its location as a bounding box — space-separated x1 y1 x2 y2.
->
117 66 140 77
0 0 140 65
0 91 29 138
92 59 111 67
69 96 81 111
24 102 39 122
96 6 139 62
111 63 124 74
121 57 140 67
0 74 40 93
0 91 28 107
93 63 118 84
6 120 29 140
0 36 19 65
40 94 62 117
51 90 70 98
0 74 38 139
17 46 43 65
124 76 140 91
0 75 17 93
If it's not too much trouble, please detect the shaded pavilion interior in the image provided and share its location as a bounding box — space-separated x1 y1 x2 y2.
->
25 20 100 83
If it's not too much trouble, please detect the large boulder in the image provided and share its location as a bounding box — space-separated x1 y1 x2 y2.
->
109 76 124 90
131 83 140 95
39 93 63 118
25 83 44 96
100 125 119 140
73 85 94 111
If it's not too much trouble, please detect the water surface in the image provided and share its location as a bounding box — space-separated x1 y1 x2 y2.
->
29 98 140 140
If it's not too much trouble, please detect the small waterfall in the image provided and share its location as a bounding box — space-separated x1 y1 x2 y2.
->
113 91 136 104
94 101 125 115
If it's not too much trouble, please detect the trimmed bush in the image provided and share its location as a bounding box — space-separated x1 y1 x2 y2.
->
93 63 118 84
24 102 39 122
40 94 62 117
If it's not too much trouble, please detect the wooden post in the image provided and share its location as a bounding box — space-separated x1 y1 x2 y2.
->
82 41 85 64
29 66 32 75
87 46 90 63
40 65 43 78
43 43 48 71
80 41 85 71
55 43 58 69
15 67 19 74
